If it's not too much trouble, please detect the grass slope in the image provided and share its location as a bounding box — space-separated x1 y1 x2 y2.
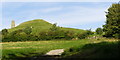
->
8 19 52 34
8 19 86 34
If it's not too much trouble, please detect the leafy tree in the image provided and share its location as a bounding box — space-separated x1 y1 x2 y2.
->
50 23 59 31
86 29 93 35
11 29 23 36
65 31 75 39
77 33 87 39
38 31 46 40
2 29 25 42
9 29 24 41
103 3 120 39
1 29 8 35
23 27 32 35
96 28 103 35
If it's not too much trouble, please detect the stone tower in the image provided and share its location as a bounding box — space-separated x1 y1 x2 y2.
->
11 20 15 28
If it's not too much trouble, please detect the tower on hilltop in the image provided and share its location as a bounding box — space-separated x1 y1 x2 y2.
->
11 20 15 28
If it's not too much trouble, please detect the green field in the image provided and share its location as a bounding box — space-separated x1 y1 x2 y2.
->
2 39 89 59
2 38 119 60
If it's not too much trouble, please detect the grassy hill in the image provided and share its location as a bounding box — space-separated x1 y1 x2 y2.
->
8 19 52 34
8 19 86 34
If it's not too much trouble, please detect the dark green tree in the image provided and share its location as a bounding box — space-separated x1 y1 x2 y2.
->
2 29 8 35
50 23 59 31
86 29 93 35
23 27 32 35
103 3 120 39
96 28 103 35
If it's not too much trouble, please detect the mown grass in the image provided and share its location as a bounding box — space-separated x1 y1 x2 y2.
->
2 39 90 60
2 38 119 60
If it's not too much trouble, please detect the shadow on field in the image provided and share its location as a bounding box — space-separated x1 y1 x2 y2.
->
64 41 120 59
3 41 120 60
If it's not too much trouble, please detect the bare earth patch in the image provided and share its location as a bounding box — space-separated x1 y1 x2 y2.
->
45 49 64 56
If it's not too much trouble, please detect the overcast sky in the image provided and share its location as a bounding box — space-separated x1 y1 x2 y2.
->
1 1 119 31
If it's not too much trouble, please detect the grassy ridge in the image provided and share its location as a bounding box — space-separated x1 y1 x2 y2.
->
8 19 52 34
8 19 86 35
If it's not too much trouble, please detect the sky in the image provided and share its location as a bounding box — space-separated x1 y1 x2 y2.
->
0 1 118 31
1 0 120 2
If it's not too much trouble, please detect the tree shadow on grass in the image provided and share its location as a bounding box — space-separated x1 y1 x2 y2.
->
64 41 120 60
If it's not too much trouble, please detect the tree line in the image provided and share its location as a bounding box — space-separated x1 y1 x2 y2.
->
1 23 93 42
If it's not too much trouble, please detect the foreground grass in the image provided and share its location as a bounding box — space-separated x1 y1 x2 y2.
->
63 41 120 59
2 39 90 60
2 38 119 60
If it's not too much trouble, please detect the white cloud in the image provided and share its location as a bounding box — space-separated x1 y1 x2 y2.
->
1 0 120 2
17 7 62 14
36 5 107 31
41 7 62 13
46 6 107 25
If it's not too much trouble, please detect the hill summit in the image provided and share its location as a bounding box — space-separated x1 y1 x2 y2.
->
9 19 85 34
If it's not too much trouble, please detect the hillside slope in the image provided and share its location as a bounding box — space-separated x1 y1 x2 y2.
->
8 19 86 34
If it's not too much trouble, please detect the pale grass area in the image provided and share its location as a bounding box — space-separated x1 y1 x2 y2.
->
2 40 71 49
89 38 119 43
1 38 119 49
1 40 66 44
3 47 43 49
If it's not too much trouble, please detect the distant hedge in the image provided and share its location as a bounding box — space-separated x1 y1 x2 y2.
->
1 24 93 42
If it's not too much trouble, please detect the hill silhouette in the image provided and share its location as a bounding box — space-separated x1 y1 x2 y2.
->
9 19 86 34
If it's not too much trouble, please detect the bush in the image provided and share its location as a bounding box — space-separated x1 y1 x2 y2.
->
77 31 93 39
23 27 32 35
2 26 93 42
2 29 8 35
96 28 103 35
113 34 120 39
2 29 28 42
64 31 75 40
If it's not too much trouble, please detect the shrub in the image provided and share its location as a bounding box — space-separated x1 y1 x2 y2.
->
113 34 120 39
2 29 29 42
23 27 32 35
2 29 8 35
64 31 75 40
96 28 103 35
77 32 89 39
